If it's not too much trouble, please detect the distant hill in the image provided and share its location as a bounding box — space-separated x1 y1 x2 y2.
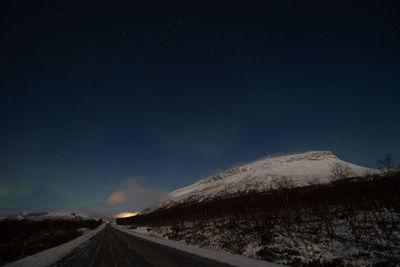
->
6 211 91 221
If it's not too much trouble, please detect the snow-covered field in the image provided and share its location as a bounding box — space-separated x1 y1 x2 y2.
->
143 151 376 214
4 224 105 267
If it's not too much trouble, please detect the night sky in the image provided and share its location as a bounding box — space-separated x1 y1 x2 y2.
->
1 1 399 217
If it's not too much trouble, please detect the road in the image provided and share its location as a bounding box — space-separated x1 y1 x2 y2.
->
51 224 231 267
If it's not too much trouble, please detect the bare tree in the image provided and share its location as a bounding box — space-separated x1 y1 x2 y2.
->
271 176 295 208
377 154 394 173
329 162 352 181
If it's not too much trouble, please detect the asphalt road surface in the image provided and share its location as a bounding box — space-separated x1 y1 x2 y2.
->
51 224 231 267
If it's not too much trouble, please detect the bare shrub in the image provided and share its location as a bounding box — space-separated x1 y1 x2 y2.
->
329 162 352 182
377 154 394 173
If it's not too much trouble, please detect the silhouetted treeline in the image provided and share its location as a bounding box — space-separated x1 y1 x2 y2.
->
0 219 102 264
117 172 400 227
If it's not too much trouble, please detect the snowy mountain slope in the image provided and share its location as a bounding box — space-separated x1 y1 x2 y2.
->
6 211 90 221
142 151 376 214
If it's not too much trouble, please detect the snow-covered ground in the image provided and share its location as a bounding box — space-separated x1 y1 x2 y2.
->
123 209 400 266
260 210 400 266
4 224 105 267
143 151 376 214
114 224 282 267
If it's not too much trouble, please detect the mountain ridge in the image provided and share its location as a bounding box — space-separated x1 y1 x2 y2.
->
141 151 376 214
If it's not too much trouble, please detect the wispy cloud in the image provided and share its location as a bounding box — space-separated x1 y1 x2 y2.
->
106 177 166 209
107 191 126 204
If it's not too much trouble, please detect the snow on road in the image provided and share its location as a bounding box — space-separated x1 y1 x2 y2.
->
4 224 106 267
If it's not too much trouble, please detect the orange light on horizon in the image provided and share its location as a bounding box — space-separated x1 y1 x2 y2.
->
115 212 138 218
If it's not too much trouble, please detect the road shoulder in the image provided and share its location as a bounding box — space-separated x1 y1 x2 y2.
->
113 224 280 267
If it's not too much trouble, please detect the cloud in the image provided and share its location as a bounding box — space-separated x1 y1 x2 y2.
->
106 191 126 204
106 178 166 209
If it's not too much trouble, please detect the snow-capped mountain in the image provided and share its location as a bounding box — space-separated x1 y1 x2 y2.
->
6 210 89 221
142 151 376 214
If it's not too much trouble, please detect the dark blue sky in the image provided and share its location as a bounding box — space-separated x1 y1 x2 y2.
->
1 1 399 216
